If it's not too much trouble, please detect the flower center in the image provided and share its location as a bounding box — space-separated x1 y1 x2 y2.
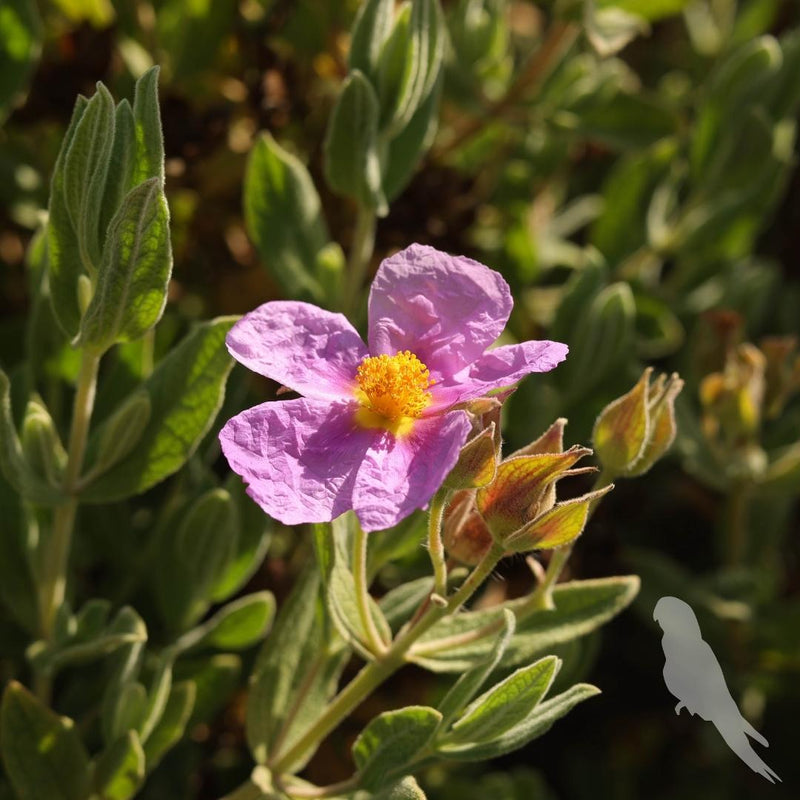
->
356 351 433 421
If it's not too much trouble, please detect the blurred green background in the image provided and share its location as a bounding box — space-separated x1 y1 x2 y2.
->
2 1 800 798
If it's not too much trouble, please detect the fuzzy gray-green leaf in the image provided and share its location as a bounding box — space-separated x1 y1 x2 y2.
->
47 94 89 337
244 132 328 300
349 0 395 85
324 70 387 214
353 706 442 791
142 681 196 771
63 82 116 275
1 681 91 800
93 731 145 800
0 369 65 505
100 100 137 236
437 683 600 761
132 65 165 185
79 177 172 352
444 655 560 745
80 317 236 502
437 609 515 728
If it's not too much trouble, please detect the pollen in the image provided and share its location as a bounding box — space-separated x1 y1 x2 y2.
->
356 351 434 422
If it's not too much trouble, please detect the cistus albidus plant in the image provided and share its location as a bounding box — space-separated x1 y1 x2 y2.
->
0 1 713 798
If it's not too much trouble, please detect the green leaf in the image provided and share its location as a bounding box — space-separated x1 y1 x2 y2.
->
246 568 321 763
324 70 387 214
349 0 395 85
63 82 116 276
100 607 148 745
409 576 640 671
444 656 559 745
131 65 164 186
0 0 42 124
553 282 636 401
377 0 444 134
0 474 38 632
177 592 276 653
690 36 781 182
243 132 328 300
591 140 676 264
597 0 690 22
0 369 65 505
156 488 237 630
28 603 147 677
378 576 433 632
100 100 136 237
325 517 392 658
1 681 91 800
211 476 272 602
585 3 648 58
79 177 171 351
382 75 441 201
176 654 241 726
142 681 196 771
84 390 151 481
437 609 516 728
93 731 145 800
436 683 600 760
373 776 427 800
105 682 148 746
568 91 678 150
352 706 442 791
46 94 88 337
80 317 236 502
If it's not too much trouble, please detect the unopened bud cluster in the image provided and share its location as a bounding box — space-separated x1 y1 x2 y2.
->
593 368 683 479
444 415 611 565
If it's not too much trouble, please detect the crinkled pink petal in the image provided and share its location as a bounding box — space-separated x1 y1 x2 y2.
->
226 301 368 400
427 340 569 410
352 410 473 532
219 397 377 526
368 244 512 381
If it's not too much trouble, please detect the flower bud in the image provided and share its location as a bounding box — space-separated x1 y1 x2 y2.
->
627 372 684 477
476 446 592 542
760 336 799 419
77 274 93 316
593 368 684 477
504 485 613 552
443 490 494 566
444 423 498 490
700 343 765 447
511 417 567 458
21 397 66 486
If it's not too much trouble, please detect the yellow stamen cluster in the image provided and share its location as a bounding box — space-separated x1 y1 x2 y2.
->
356 351 433 421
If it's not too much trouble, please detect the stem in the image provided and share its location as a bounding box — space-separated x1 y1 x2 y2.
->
526 470 614 611
38 350 100 642
353 521 386 656
427 487 452 597
269 542 506 775
344 205 377 314
725 479 752 567
433 21 579 160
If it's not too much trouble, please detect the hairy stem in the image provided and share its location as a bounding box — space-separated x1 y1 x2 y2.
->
526 470 613 610
725 479 752 567
344 204 377 314
36 349 100 700
269 541 506 775
354 521 386 656
427 487 452 597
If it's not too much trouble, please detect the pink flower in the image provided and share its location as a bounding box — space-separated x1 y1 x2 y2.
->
219 244 568 532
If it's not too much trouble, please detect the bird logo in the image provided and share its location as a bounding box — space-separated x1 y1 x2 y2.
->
653 595 780 784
